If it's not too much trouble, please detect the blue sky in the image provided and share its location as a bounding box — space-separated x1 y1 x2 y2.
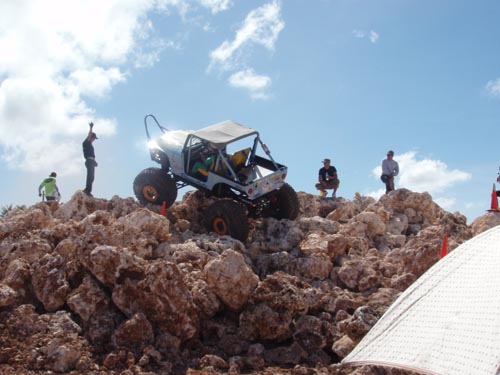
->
1 0 499 223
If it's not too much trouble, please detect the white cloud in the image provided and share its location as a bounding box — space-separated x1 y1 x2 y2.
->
0 0 238 175
199 0 233 14
353 29 379 44
69 68 126 98
485 78 500 97
228 69 271 99
434 197 456 210
208 0 284 72
367 151 471 208
369 30 379 43
352 29 365 38
0 0 183 174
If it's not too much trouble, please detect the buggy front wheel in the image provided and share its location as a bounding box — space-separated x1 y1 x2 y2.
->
133 167 177 206
203 200 249 242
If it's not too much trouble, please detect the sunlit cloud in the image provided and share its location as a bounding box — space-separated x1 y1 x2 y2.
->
0 0 222 175
367 151 471 210
352 29 365 38
199 0 233 14
207 0 283 99
228 68 271 100
353 29 379 44
369 30 379 43
68 67 126 99
485 78 500 97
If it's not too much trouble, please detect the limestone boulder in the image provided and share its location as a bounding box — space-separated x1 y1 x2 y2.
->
471 212 500 236
112 313 154 355
332 335 356 358
298 216 340 234
378 189 443 227
387 213 409 235
31 253 70 312
110 208 170 256
0 204 53 241
327 201 361 223
54 191 109 221
0 283 17 308
112 261 200 341
353 211 386 238
239 273 319 342
386 225 443 278
204 249 258 311
250 218 304 252
295 253 333 281
339 306 379 342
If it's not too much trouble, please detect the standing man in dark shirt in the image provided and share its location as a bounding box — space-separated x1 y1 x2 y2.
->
315 158 340 198
82 122 98 197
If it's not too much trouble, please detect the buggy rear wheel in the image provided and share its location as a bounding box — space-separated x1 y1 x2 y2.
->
203 200 249 242
133 167 177 206
266 183 299 220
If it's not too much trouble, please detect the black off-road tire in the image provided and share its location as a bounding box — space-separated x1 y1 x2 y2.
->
133 167 177 207
203 200 249 242
268 183 299 220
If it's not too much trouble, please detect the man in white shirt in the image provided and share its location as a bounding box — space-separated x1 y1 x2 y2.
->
381 150 399 193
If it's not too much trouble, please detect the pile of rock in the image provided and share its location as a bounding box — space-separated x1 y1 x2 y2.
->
0 188 492 375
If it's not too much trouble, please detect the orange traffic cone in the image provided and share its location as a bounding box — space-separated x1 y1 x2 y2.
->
161 201 167 216
440 233 448 259
489 183 499 212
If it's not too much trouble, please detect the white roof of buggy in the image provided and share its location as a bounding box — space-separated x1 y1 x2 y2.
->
192 120 258 149
343 224 500 375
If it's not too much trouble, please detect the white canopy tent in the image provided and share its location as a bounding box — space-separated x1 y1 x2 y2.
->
343 225 500 375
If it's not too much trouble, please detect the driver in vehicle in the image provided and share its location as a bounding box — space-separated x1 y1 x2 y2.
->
191 150 215 181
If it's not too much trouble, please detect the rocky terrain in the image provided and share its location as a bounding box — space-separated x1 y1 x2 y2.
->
0 188 498 375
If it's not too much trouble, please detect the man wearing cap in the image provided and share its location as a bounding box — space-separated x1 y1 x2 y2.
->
315 158 340 198
82 122 98 197
381 150 399 193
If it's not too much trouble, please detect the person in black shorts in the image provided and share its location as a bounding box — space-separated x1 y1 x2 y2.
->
315 158 340 198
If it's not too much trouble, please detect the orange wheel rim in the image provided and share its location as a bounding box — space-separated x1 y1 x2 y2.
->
212 217 228 235
142 185 158 202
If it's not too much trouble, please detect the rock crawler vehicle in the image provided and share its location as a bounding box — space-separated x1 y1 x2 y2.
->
133 115 300 241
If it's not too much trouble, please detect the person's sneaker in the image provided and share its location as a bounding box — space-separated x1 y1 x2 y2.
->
320 190 327 197
83 190 93 197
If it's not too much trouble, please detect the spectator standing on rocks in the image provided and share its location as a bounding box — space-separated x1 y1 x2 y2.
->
381 150 399 193
496 172 500 197
315 158 340 198
38 172 60 201
82 122 98 197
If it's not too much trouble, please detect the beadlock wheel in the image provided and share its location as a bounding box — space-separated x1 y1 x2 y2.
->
203 200 249 242
212 217 228 235
142 185 159 202
133 167 177 206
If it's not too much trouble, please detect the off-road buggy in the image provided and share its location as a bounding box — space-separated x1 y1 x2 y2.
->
133 115 299 241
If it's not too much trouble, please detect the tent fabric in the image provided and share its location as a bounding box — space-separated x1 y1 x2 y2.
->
192 121 258 149
342 225 500 375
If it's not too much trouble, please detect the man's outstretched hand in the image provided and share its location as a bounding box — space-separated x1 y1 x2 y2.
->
89 122 94 128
